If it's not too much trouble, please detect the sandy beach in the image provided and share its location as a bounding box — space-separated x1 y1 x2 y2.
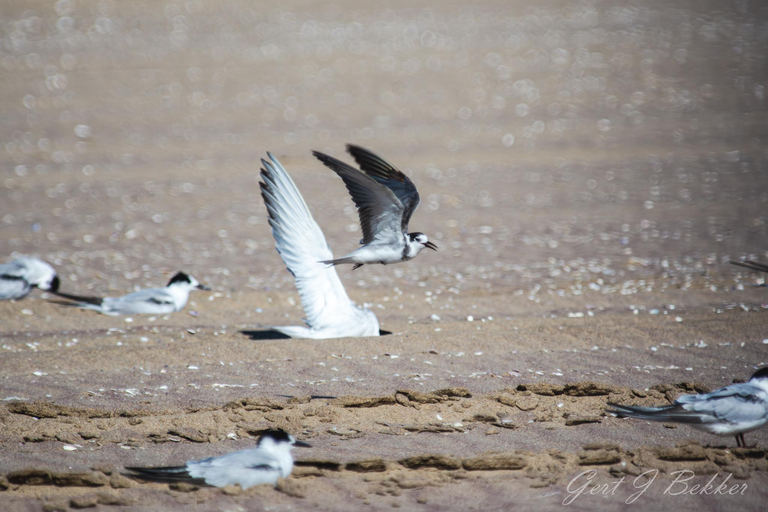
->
2 1 768 510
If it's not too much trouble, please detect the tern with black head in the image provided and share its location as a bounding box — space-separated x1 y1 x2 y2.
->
259 152 381 338
51 271 209 315
125 429 310 489
0 256 59 300
607 368 768 447
312 144 437 270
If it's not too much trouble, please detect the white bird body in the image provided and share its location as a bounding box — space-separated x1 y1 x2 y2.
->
0 256 59 300
608 368 768 447
259 153 380 339
126 429 310 489
330 239 416 267
312 145 436 270
52 272 208 316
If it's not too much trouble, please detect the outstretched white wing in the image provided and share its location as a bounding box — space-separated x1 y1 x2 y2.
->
259 153 362 332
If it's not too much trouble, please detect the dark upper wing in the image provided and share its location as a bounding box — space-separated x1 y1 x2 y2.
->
346 144 421 233
313 150 404 245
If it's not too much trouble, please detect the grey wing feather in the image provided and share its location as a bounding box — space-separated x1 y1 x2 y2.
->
609 383 768 425
118 288 174 305
0 261 26 279
147 296 174 305
0 274 32 300
125 466 207 486
313 150 403 245
346 144 421 233
188 449 282 487
680 383 768 425
259 153 356 329
606 403 705 424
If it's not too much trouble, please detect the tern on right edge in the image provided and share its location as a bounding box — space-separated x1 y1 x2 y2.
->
607 367 768 447
259 152 381 338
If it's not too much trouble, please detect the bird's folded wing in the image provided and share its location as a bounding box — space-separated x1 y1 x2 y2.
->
189 449 283 487
313 150 403 245
346 144 421 232
260 153 357 329
148 296 174 305
605 403 704 423
683 384 768 424
0 261 27 278
125 466 207 485
0 275 31 299
118 289 174 305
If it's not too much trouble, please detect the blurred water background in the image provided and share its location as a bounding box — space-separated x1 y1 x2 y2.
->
2 0 767 292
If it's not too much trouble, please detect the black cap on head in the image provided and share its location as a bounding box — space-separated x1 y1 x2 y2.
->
167 272 191 286
259 429 292 444
49 275 60 292
750 367 768 381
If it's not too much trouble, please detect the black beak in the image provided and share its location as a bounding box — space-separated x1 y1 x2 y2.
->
293 440 312 448
423 241 438 251
197 284 211 291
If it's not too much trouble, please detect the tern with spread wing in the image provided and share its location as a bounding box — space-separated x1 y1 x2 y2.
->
125 429 310 489
607 368 768 447
51 271 209 315
312 144 437 270
0 256 59 300
259 153 381 338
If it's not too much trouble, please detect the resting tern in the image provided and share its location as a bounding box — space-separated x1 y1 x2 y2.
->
259 152 381 338
0 256 59 300
607 367 768 447
51 271 209 315
312 144 437 270
125 429 310 489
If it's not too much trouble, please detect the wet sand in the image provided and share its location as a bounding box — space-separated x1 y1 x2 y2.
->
2 0 768 510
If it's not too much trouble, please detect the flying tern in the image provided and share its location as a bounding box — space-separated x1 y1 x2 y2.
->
125 429 310 489
259 152 381 338
607 367 768 447
0 256 59 300
312 144 437 270
51 271 209 315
